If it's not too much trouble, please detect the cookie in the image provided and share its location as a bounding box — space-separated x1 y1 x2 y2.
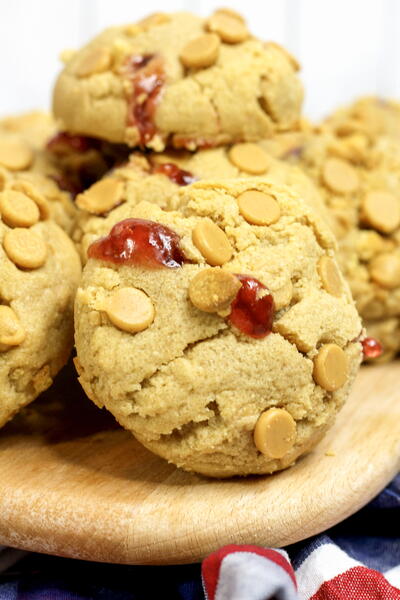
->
0 182 81 427
53 10 303 151
72 142 331 261
262 129 400 360
323 96 400 141
74 179 362 477
0 112 77 234
46 131 130 197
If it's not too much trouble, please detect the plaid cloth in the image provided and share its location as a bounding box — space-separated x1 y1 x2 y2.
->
0 474 398 599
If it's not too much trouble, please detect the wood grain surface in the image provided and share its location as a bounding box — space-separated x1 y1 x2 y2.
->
0 361 399 565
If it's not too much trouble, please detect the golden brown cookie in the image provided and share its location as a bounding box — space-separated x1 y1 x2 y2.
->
0 181 81 428
0 112 77 234
53 11 303 151
72 143 331 262
323 96 400 141
74 178 362 477
262 128 400 360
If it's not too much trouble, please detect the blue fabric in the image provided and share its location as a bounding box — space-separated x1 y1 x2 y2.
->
1 474 398 600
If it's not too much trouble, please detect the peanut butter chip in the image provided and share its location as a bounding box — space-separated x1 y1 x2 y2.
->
11 181 50 219
370 253 400 289
313 344 348 392
76 178 124 214
74 46 112 77
180 34 220 69
318 256 343 297
104 287 155 333
3 228 47 269
237 190 280 226
0 138 33 171
253 408 296 458
189 268 241 313
192 221 233 266
207 13 249 43
362 190 400 234
0 305 25 348
214 8 246 23
0 190 40 228
322 158 359 194
228 143 270 174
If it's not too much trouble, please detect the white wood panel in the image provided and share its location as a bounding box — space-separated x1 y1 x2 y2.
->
298 0 384 120
0 0 81 116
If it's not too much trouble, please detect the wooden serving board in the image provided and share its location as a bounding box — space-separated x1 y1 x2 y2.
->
0 362 399 565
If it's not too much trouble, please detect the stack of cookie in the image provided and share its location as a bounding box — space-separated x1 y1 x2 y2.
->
3 8 388 478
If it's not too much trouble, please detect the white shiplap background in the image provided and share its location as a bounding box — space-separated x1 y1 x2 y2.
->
0 0 400 121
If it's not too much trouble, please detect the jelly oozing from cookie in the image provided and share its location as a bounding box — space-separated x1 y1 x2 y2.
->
229 275 275 339
151 162 196 186
125 55 165 146
88 218 187 268
362 337 383 359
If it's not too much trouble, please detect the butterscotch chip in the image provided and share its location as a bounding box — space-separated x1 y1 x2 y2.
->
0 305 25 348
74 46 112 77
214 7 246 23
207 13 249 43
361 190 400 234
3 228 47 269
0 138 33 171
0 190 40 228
313 344 348 391
318 256 343 297
10 181 50 220
137 13 170 29
104 287 155 333
180 34 220 69
228 143 270 174
76 178 124 214
189 268 241 313
322 158 359 194
237 190 280 226
253 407 296 458
370 253 400 289
192 220 233 266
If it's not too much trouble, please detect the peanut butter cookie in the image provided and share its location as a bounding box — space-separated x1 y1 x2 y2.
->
53 10 303 151
75 179 362 477
262 129 400 360
73 143 331 261
0 181 81 427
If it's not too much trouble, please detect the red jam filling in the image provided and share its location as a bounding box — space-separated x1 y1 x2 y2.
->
228 275 275 339
125 54 165 146
88 218 186 268
151 162 197 186
46 132 97 155
362 337 383 359
49 174 81 197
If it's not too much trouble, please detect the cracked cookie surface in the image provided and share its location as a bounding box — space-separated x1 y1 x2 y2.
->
262 128 400 360
53 11 303 151
72 142 331 262
0 181 81 428
75 178 362 477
